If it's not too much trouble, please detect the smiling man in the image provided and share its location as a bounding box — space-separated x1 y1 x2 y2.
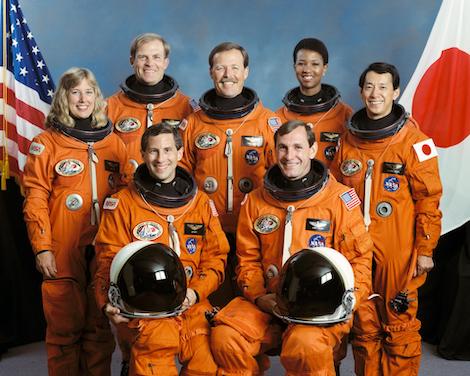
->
331 62 442 376
107 33 195 168
94 123 229 376
209 120 373 375
180 42 280 306
277 38 352 167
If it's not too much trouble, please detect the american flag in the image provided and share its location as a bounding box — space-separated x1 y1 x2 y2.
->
340 188 361 211
1 0 55 188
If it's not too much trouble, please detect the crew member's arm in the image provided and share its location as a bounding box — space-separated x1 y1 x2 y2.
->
188 196 230 301
23 135 56 277
407 136 442 276
236 193 267 304
334 190 374 305
94 192 132 317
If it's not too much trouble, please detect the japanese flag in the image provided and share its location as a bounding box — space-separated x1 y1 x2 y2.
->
413 139 438 162
400 0 470 234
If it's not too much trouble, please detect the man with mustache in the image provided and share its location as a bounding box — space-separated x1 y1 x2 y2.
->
180 42 280 306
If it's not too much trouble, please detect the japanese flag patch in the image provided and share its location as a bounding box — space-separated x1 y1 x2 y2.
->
413 138 438 162
103 197 119 210
29 142 45 156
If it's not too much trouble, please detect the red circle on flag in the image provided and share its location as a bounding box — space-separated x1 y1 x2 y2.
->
422 144 432 155
412 47 470 148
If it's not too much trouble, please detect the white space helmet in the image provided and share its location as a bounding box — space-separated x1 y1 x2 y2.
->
108 241 187 318
273 247 355 325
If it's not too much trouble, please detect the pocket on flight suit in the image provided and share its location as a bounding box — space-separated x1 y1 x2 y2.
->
178 301 212 365
42 278 86 344
131 318 180 375
213 297 271 342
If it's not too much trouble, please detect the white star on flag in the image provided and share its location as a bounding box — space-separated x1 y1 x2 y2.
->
1 0 56 186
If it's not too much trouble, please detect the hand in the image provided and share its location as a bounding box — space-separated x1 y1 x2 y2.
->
104 303 129 324
255 293 277 314
181 288 198 310
413 255 434 277
36 250 57 278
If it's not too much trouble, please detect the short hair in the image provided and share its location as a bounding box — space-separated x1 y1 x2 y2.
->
275 120 316 147
46 67 107 129
141 122 183 152
293 38 329 64
130 33 170 59
208 42 249 68
358 62 400 90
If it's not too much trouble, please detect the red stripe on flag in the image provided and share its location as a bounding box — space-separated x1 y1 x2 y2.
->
0 84 47 130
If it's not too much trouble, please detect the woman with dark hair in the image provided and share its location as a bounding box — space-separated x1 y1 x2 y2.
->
23 67 131 376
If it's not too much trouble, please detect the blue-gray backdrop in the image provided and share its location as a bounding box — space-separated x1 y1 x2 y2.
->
20 0 441 111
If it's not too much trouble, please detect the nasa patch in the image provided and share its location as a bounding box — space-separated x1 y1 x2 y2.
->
245 149 259 165
308 234 326 248
384 176 400 192
324 145 337 161
186 238 197 254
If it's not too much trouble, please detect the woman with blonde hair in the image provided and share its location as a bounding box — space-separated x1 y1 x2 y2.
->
23 67 131 376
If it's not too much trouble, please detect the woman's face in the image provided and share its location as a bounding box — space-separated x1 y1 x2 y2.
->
67 79 96 119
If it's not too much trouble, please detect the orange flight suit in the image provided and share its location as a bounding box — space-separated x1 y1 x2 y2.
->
331 113 442 376
94 178 229 376
23 125 131 376
276 88 352 167
107 89 193 166
180 101 277 234
210 170 373 376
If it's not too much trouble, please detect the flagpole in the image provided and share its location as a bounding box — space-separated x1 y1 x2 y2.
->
1 0 9 190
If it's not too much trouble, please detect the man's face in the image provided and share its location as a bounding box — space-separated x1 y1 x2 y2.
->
210 49 249 98
141 133 183 183
294 49 327 96
131 39 169 86
361 71 400 120
276 126 317 180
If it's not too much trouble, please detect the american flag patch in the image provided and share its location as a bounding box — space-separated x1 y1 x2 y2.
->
189 98 201 112
209 199 219 217
340 189 361 211
268 117 282 132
